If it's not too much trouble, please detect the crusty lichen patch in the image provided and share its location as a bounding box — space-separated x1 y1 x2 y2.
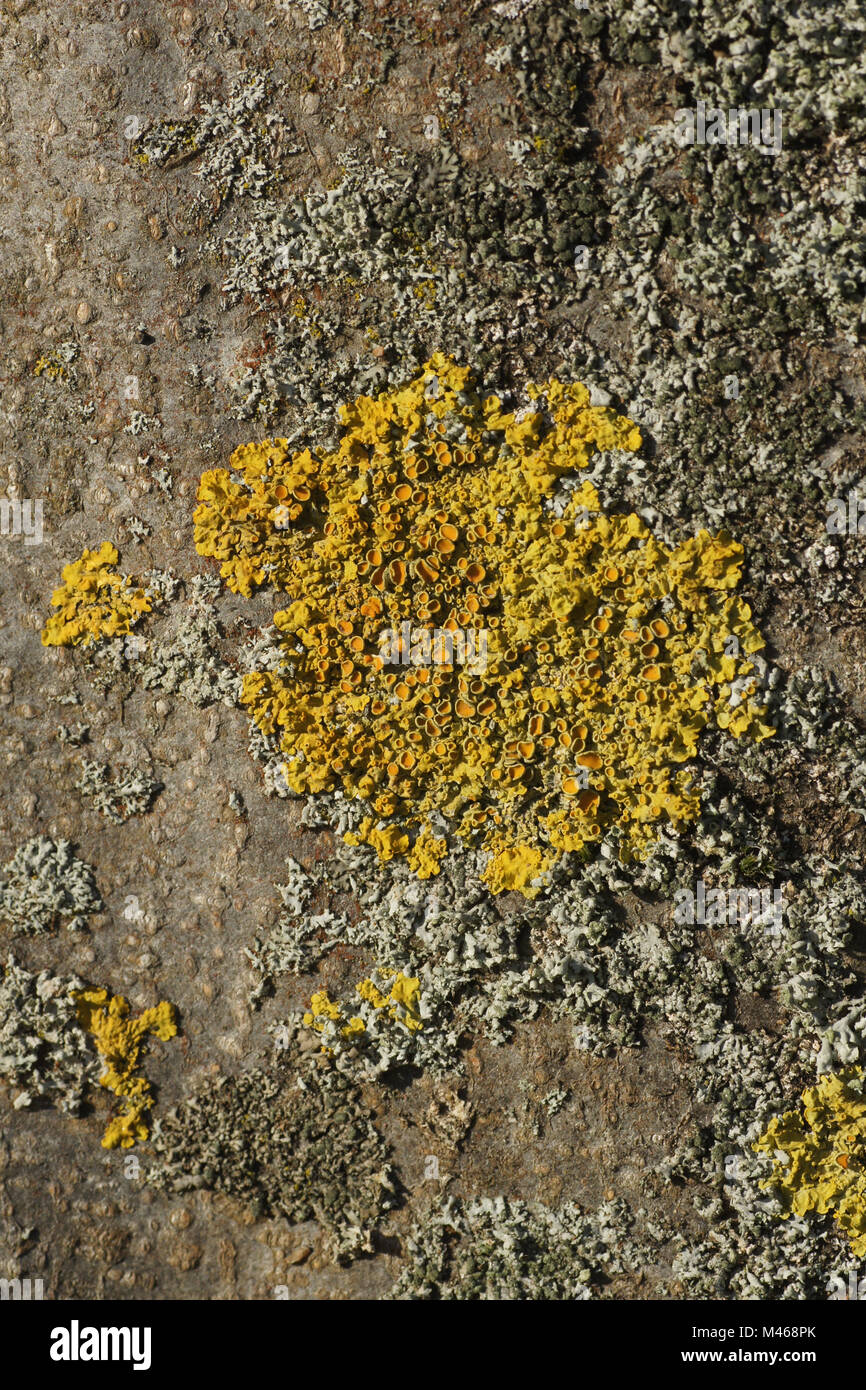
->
41 542 153 649
755 1067 866 1257
74 988 178 1149
195 354 773 894
0 959 176 1148
145 1056 394 1261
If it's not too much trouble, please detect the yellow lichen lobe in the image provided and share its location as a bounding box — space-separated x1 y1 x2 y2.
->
405 825 448 879
482 843 552 897
754 1068 866 1256
41 542 152 648
34 354 68 380
359 969 424 1032
74 987 178 1149
303 968 424 1050
194 354 773 895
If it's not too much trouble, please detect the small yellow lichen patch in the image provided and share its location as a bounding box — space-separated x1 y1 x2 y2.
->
74 987 178 1149
754 1068 866 1256
303 989 347 1029
344 820 410 864
34 354 68 381
406 826 448 880
482 842 553 897
359 969 424 1032
303 968 424 1052
42 542 152 648
194 355 774 894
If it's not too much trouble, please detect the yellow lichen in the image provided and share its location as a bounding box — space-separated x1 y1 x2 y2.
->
754 1068 866 1256
360 969 424 1031
405 825 449 879
74 988 178 1149
303 968 424 1050
482 844 553 897
194 354 774 895
41 542 153 648
33 354 68 380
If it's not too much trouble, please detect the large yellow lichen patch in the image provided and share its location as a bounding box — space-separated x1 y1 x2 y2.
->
194 354 773 895
75 987 178 1149
755 1068 866 1257
41 542 152 648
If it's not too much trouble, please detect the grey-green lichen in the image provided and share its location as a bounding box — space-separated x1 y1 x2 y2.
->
75 761 162 824
280 969 456 1080
0 837 102 935
385 1195 636 1300
247 755 866 1071
77 574 240 711
138 576 242 708
132 72 288 213
0 956 100 1112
